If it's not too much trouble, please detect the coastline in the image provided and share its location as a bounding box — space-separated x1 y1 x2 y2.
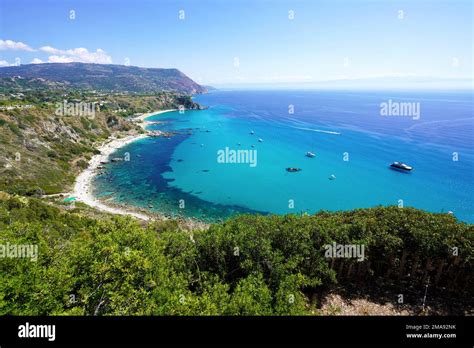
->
72 133 150 220
134 109 177 128
71 109 177 221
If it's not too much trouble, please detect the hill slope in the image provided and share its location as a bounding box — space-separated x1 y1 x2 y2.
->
0 198 472 315
0 63 207 95
0 91 201 195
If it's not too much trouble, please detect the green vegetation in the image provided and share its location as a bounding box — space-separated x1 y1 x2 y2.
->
0 195 471 315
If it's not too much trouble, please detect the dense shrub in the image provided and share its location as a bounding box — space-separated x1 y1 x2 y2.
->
0 197 472 315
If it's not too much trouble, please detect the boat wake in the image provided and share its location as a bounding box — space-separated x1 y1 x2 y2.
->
292 126 341 135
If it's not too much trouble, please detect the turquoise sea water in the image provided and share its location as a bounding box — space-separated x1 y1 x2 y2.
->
93 89 474 223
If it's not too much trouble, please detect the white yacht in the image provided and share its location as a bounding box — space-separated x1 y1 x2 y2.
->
390 162 413 172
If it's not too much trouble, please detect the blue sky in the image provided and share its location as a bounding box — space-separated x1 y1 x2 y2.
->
0 0 472 86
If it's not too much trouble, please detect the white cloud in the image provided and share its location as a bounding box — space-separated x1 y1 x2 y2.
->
41 46 112 64
0 39 35 51
0 60 10 67
1 40 113 65
39 46 62 54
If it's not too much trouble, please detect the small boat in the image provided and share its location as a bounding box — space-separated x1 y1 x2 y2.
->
390 162 413 172
237 143 241 146
258 138 263 142
286 167 302 172
250 130 255 135
251 144 255 148
306 151 316 158
329 174 336 180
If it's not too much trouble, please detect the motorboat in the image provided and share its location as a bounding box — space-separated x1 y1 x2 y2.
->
390 162 413 172
306 151 316 158
286 167 302 172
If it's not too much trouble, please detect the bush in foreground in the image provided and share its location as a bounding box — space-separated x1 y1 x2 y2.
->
0 196 472 315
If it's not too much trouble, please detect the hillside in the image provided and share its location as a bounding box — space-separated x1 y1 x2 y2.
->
0 197 471 316
0 90 202 195
0 63 207 95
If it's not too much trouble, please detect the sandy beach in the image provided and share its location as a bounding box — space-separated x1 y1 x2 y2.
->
71 109 177 220
133 109 177 125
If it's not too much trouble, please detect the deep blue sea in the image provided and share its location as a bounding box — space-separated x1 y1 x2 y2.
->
92 89 474 223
